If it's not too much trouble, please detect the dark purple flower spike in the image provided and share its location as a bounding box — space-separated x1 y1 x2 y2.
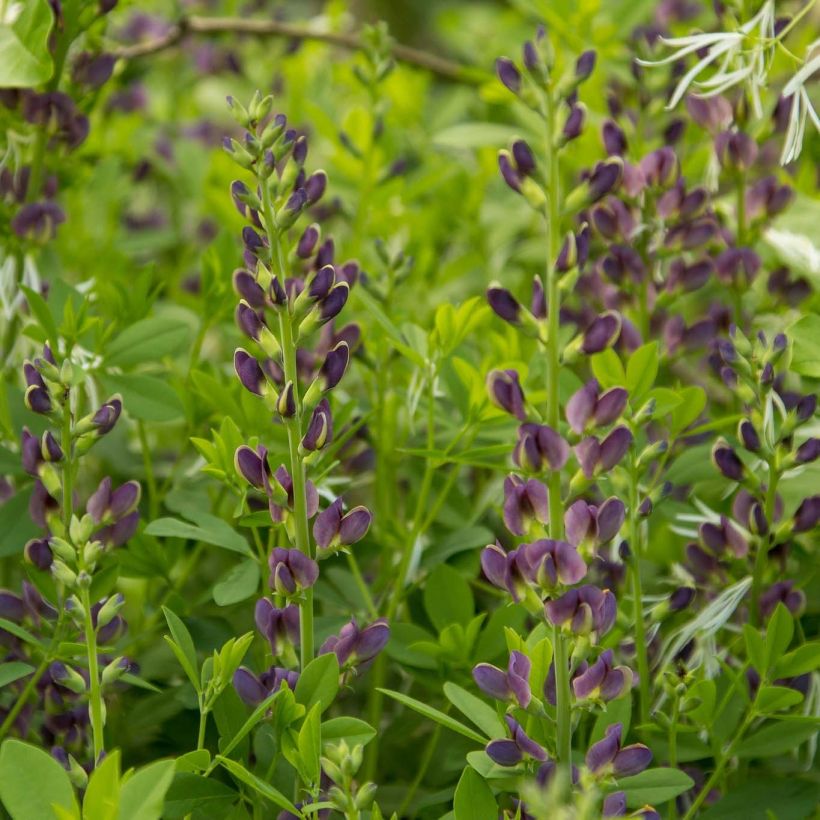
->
513 424 570 472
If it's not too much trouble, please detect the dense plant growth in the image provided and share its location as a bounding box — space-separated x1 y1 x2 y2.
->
0 0 817 818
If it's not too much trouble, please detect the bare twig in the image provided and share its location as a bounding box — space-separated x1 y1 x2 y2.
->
111 15 484 84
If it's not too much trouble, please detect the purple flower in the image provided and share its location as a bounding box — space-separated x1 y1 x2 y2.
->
575 50 597 80
302 398 333 452
586 723 652 777
545 584 617 638
581 311 622 354
234 348 267 395
496 58 522 94
513 424 570 472
602 121 627 156
711 438 744 482
24 538 53 571
503 475 549 536
481 539 586 600
566 380 627 434
11 201 66 241
86 478 141 525
255 599 300 657
575 427 633 478
793 496 819 532
564 498 625 548
268 548 319 597
319 618 390 669
573 649 632 701
486 715 546 766
759 581 805 620
313 498 372 550
487 286 522 325
233 666 298 708
487 369 527 420
472 650 532 708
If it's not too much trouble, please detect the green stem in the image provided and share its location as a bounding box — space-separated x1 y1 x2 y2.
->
682 710 755 820
629 458 650 726
347 552 378 618
197 706 208 750
543 84 572 772
750 457 779 626
259 180 315 669
81 587 105 762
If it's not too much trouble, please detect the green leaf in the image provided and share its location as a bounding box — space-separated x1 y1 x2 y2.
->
789 313 820 378
775 641 820 678
670 386 707 433
353 286 426 366
0 489 40 557
215 757 300 815
590 349 625 388
755 685 803 714
443 682 506 739
213 559 260 606
105 317 191 367
118 759 175 820
321 717 376 747
736 719 820 758
219 688 285 762
0 0 53 88
0 739 79 819
433 122 516 149
743 624 767 674
146 516 252 556
377 689 485 744
295 653 339 714
453 766 497 819
161 606 200 693
0 661 34 688
20 285 59 344
101 374 185 423
297 703 322 787
765 603 793 670
699 777 819 820
162 773 237 820
83 749 120 820
0 618 42 648
616 768 694 807
626 342 658 403
174 749 210 773
423 564 474 632
646 387 683 418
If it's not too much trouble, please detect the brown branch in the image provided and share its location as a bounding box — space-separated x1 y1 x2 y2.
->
111 15 484 84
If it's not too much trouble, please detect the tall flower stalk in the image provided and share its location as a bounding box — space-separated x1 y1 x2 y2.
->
491 31 629 780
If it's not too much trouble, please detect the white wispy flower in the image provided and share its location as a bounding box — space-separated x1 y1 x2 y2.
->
637 1 775 114
780 44 820 164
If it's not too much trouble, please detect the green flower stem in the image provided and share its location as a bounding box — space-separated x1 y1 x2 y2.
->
750 455 780 627
81 586 106 762
259 178 316 669
196 705 208 750
137 420 159 520
543 86 572 772
628 457 650 726
682 709 755 820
